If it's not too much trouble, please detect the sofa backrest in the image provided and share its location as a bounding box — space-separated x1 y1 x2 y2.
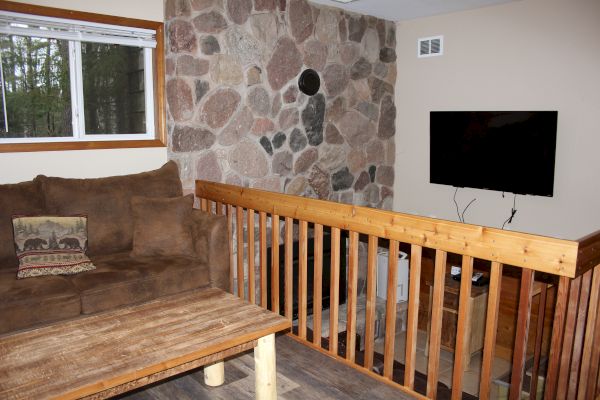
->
0 180 45 269
38 161 183 256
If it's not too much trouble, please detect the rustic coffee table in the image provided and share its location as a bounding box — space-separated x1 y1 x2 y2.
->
0 288 290 399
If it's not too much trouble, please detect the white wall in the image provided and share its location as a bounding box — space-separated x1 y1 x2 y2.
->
394 0 600 240
0 0 167 183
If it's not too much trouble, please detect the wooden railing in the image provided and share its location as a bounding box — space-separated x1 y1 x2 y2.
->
196 180 600 399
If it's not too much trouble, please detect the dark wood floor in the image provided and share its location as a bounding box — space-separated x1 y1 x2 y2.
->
116 334 415 400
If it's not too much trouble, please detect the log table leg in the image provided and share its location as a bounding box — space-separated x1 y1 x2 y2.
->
204 361 224 387
254 333 277 400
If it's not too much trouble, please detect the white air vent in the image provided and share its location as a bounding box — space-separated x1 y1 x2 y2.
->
418 35 443 58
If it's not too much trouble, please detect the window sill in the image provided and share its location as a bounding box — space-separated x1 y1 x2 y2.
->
0 138 166 153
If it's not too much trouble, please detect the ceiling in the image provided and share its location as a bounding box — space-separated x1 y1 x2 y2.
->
308 0 517 21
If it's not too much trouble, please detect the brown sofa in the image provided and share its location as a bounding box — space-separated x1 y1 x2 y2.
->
0 161 229 335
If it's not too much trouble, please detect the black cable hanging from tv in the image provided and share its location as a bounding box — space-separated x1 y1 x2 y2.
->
453 187 477 223
502 193 518 229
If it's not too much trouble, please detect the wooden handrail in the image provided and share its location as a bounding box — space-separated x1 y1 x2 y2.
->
196 181 579 277
196 180 600 400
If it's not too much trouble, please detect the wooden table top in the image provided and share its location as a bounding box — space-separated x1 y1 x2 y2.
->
0 288 291 400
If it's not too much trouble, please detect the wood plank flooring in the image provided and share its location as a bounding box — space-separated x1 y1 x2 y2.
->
116 334 415 400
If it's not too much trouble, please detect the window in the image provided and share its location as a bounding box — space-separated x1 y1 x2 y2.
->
0 2 165 152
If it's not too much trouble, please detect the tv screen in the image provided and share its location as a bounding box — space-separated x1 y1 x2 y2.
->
430 111 558 196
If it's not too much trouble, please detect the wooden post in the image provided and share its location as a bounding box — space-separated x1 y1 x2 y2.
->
363 235 378 371
403 243 422 387
544 276 570 400
451 255 473 399
480 262 503 400
259 211 267 308
255 333 277 400
313 224 324 347
204 361 224 387
427 249 447 399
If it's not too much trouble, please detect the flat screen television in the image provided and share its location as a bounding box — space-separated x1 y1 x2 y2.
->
430 111 558 196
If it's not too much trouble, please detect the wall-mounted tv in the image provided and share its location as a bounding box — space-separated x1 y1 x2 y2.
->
430 111 558 197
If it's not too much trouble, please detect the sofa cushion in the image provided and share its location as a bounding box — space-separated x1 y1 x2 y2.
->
0 269 81 334
0 179 45 270
12 215 96 279
71 252 211 314
130 194 195 258
39 161 182 256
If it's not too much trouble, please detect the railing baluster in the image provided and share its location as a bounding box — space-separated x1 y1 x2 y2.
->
509 268 535 400
403 243 421 386
200 198 208 212
383 240 399 379
451 255 473 399
529 283 547 400
479 261 503 399
426 249 447 398
346 231 359 363
284 217 293 320
259 211 267 308
363 235 378 371
226 204 234 294
247 209 255 305
270 214 280 313
544 276 570 400
580 264 600 400
216 201 223 215
299 220 308 339
236 206 245 299
556 275 582 400
329 227 341 355
313 224 324 347
567 268 592 399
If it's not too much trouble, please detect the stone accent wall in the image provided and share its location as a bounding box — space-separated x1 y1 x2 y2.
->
165 0 396 209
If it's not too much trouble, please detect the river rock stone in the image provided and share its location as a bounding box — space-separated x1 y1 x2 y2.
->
319 144 346 171
294 147 318 174
350 57 371 80
338 15 347 41
385 140 395 165
302 40 328 71
177 55 209 76
251 118 275 135
250 13 278 51
380 47 396 63
271 93 282 117
226 0 252 25
278 107 299 131
195 80 210 102
356 101 378 121
225 174 242 185
193 11 227 33
259 136 273 155
210 54 243 85
191 0 214 11
200 35 220 55
363 183 380 204
225 26 261 66
315 8 338 43
374 62 387 78
166 0 191 18
253 176 281 191
288 0 313 43
172 125 216 152
378 94 396 139
340 42 360 64
332 167 354 191
272 131 286 149
368 77 394 103
255 0 277 11
289 128 307 152
338 110 373 147
348 148 366 173
308 165 330 199
348 15 366 42
247 86 271 117
169 20 197 53
229 139 269 178
272 151 293 175
267 36 303 91
368 165 376 182
366 139 384 164
167 79 194 121
325 97 344 123
196 151 222 182
323 64 348 97
219 106 254 146
200 88 241 128
362 28 380 63
354 170 370 191
376 165 394 186
286 176 308 195
325 123 343 144
386 23 396 47
302 93 325 146
246 66 262 86
283 86 298 103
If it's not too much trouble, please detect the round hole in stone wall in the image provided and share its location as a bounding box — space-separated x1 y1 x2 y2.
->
298 69 320 96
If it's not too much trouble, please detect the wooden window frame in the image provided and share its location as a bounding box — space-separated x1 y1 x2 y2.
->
0 0 166 153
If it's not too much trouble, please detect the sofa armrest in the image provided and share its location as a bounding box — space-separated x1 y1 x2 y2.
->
190 210 230 292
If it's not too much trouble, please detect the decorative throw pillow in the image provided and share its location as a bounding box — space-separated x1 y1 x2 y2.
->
130 194 196 258
12 215 96 279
